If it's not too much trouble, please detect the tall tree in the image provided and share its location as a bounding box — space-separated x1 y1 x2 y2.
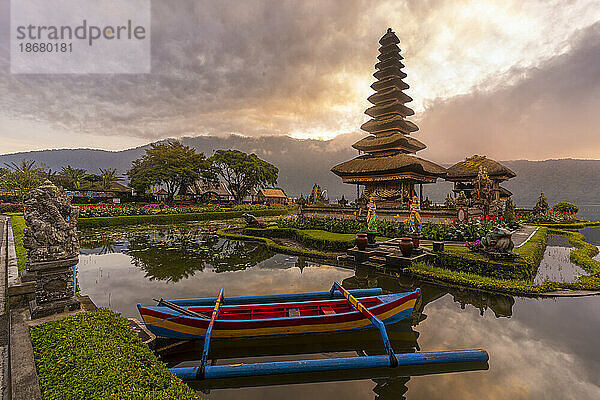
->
210 150 278 203
127 141 216 201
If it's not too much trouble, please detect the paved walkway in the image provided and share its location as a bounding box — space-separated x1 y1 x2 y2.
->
512 225 539 248
0 216 8 400
414 225 539 248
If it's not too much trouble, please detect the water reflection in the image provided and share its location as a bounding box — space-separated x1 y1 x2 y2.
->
534 236 586 284
78 226 600 399
81 228 277 281
343 266 515 319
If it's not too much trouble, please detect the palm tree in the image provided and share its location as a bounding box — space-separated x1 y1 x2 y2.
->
2 159 46 205
60 165 87 189
99 168 120 190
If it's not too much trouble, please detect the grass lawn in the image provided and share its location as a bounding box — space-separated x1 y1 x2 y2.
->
30 309 200 400
10 214 27 271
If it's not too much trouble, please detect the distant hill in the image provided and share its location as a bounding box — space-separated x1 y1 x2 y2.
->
2 135 599 206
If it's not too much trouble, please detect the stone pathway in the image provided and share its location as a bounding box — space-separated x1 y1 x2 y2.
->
0 216 8 400
416 225 539 248
513 225 539 248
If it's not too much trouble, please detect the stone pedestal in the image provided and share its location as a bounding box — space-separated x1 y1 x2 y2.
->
26 257 80 319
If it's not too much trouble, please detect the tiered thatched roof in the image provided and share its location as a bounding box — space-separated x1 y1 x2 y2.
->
332 153 447 184
331 28 446 189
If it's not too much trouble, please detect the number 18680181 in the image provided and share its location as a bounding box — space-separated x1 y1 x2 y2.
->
19 42 72 53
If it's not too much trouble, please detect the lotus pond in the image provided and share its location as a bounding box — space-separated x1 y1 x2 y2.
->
77 222 600 399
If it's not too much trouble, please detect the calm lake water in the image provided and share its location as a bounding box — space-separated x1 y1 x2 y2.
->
78 223 600 400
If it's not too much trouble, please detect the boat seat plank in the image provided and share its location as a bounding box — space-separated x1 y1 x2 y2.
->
288 308 301 317
322 306 336 315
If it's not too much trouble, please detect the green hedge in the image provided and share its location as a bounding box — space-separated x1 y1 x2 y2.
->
30 309 200 400
407 262 552 295
530 221 600 230
78 207 294 228
10 215 27 271
432 228 548 280
241 227 388 252
216 228 338 260
408 227 600 295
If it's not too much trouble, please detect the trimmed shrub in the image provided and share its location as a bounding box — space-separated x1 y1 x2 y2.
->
0 203 23 214
551 202 578 214
30 309 200 400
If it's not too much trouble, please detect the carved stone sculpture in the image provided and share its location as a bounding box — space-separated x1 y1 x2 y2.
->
242 213 267 228
22 181 80 318
481 226 517 260
23 181 79 262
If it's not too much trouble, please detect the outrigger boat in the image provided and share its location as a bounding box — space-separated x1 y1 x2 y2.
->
137 283 489 381
137 285 419 340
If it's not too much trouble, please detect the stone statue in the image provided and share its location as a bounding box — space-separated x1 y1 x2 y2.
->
366 196 378 232
456 190 469 207
481 226 515 253
407 195 422 234
489 199 504 218
23 180 79 262
242 213 267 228
22 180 81 318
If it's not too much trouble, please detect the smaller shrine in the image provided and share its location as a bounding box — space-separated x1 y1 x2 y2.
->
308 183 328 204
446 155 516 204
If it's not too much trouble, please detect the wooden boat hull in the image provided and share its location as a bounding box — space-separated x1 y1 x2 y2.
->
138 290 419 339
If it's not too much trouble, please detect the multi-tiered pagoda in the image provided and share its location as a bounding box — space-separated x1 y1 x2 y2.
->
332 28 446 204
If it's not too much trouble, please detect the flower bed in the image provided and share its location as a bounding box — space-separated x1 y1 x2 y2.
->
77 203 278 218
78 207 295 228
278 216 509 242
0 202 23 214
30 309 200 400
519 209 577 224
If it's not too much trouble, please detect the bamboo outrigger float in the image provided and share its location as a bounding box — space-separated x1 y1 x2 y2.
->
137 282 489 381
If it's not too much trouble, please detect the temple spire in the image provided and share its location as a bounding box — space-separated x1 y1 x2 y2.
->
331 28 446 203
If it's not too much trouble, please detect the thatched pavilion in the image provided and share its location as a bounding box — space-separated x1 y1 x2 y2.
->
446 155 516 202
331 28 446 204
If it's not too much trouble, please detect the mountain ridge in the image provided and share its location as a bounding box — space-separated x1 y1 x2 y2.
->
2 134 599 206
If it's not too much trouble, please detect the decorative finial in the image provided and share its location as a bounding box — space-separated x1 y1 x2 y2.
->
387 28 392 33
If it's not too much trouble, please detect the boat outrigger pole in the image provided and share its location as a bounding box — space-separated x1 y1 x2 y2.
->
329 282 398 367
197 288 224 379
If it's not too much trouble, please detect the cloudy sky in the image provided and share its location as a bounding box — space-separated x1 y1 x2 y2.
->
0 0 598 162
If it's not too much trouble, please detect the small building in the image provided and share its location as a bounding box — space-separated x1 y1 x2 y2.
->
446 155 516 202
257 188 287 205
186 181 234 202
154 189 169 202
67 182 133 203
